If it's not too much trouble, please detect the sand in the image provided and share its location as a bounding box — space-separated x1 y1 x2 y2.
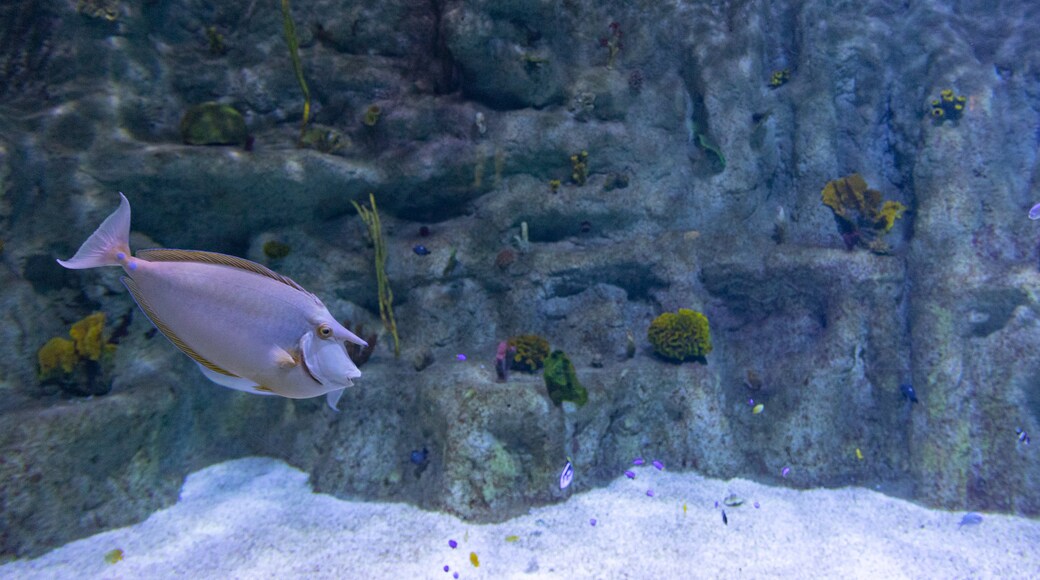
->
3 457 1039 579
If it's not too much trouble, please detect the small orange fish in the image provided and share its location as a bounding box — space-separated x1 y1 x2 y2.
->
470 551 480 567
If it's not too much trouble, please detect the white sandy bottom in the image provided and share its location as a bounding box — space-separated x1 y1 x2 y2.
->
4 457 1039 579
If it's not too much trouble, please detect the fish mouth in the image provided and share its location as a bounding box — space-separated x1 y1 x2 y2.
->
300 351 324 386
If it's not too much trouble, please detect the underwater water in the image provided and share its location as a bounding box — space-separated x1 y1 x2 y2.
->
1 0 1040 577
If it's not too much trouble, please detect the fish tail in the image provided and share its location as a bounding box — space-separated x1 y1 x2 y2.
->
57 193 133 270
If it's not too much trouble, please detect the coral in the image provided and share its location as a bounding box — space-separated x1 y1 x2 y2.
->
77 0 118 20
930 89 966 121
262 240 291 259
69 312 108 361
37 337 78 378
179 102 248 146
549 179 561 193
647 308 712 362
38 312 116 395
352 193 400 356
205 26 227 56
507 334 550 372
299 124 348 153
363 105 382 127
821 173 907 252
769 69 791 88
543 350 588 406
280 0 311 141
570 151 589 185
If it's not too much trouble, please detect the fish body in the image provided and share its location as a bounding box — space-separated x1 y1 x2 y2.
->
900 383 919 403
560 461 574 489
959 512 983 527
412 244 430 256
58 194 367 410
1017 428 1031 445
752 403 764 414
721 510 728 525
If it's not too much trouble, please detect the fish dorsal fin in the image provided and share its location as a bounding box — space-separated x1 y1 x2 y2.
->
136 249 307 293
121 276 240 378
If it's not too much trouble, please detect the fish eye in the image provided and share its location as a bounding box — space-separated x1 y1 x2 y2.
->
318 324 333 338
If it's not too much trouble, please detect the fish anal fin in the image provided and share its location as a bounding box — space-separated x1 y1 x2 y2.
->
122 276 239 378
255 385 275 393
135 249 307 293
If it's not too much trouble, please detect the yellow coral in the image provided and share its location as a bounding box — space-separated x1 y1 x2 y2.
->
38 337 78 378
647 309 712 362
69 312 107 361
877 201 907 232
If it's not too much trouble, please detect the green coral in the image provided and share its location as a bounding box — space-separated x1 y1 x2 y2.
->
543 350 587 406
769 69 791 88
507 334 550 371
38 337 78 379
570 151 589 185
179 102 248 146
647 308 712 362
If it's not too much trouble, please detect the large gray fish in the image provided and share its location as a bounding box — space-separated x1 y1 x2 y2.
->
58 193 367 410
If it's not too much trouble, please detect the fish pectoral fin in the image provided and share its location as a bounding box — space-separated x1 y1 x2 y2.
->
272 347 299 369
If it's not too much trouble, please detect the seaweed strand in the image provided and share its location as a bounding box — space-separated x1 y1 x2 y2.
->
352 194 400 357
280 0 311 141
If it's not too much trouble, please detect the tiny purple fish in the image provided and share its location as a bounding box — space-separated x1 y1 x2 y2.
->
646 489 655 497
748 398 755 406
714 500 719 508
754 501 760 509
444 565 450 572
448 539 458 549
453 574 459 580
624 470 635 479
1030 202 1040 220
781 466 790 478
633 457 645 466
652 460 664 470
456 354 467 361
590 518 597 526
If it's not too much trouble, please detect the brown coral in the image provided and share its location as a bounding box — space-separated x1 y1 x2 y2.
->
821 173 906 251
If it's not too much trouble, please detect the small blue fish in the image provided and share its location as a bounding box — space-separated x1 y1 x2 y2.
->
560 461 574 489
633 457 645 466
959 512 983 527
1030 203 1040 220
722 509 728 525
652 460 664 470
900 383 918 403
410 448 428 465
1017 428 1031 445
624 470 635 479
589 518 597 526
413 244 431 256
646 489 654 497
455 353 467 361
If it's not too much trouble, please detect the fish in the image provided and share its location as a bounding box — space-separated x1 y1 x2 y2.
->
505 535 519 543
752 403 764 414
781 466 790 478
448 539 458 549
470 552 480 567
959 512 983 527
104 548 123 564
683 502 687 515
632 457 645 466
900 383 919 403
721 510 728 525
560 460 574 489
590 518 597 526
57 193 367 410
624 470 636 479
646 489 655 497
652 460 664 470
443 565 450 572
855 448 864 460
1017 428 1031 445
1030 203 1040 220
412 244 431 256
410 448 429 465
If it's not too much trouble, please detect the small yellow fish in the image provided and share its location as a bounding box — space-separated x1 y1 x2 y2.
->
752 403 764 414
683 502 687 515
505 535 519 543
470 551 480 567
104 548 123 564
855 448 864 460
